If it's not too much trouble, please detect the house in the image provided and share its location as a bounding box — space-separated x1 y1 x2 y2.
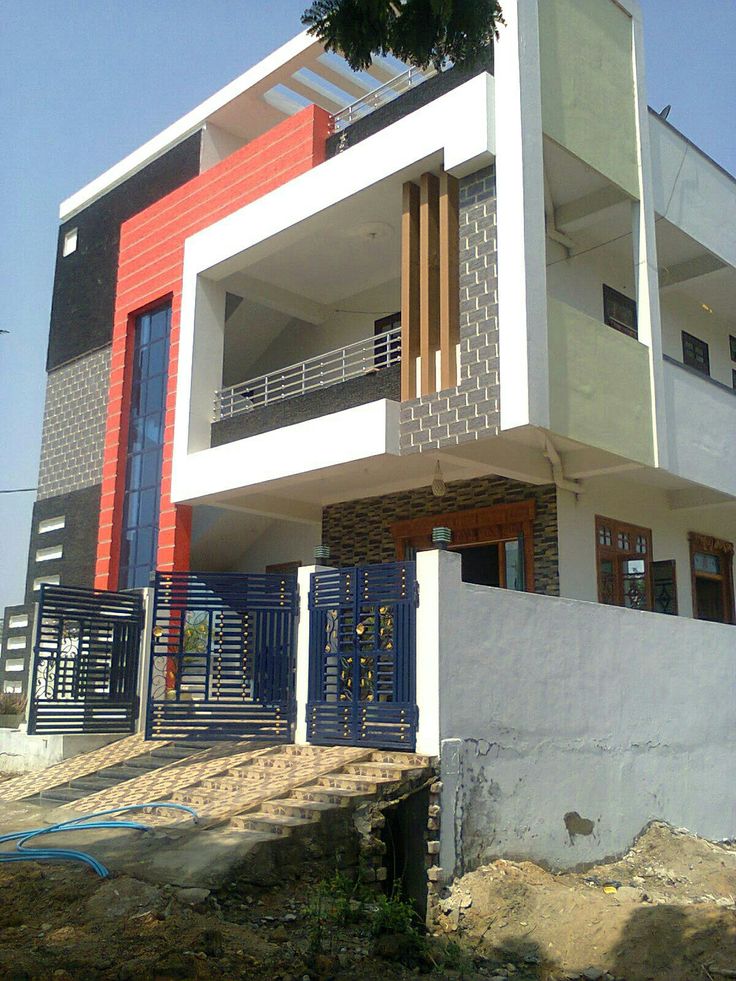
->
1 0 734 874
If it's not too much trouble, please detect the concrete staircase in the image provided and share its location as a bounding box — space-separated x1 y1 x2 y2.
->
34 741 214 805
222 747 432 840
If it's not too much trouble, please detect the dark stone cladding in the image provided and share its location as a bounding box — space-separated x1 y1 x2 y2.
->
47 132 202 371
325 50 494 159
211 365 401 446
24 484 102 607
322 475 560 597
0 603 33 695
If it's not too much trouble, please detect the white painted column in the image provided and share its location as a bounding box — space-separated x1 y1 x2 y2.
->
630 7 669 470
495 0 550 431
415 550 440 757
294 565 333 745
136 587 154 734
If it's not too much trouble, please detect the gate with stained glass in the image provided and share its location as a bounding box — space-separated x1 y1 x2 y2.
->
28 584 143 735
307 562 418 750
145 571 297 741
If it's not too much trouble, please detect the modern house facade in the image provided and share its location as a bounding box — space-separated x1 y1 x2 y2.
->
2 0 734 871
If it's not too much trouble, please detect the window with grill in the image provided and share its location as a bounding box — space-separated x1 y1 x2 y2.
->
682 331 710 376
596 516 652 611
689 533 735 625
603 285 638 339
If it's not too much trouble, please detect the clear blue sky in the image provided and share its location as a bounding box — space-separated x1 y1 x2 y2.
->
0 0 734 613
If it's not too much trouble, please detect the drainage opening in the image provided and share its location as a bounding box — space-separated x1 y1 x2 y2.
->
381 786 429 921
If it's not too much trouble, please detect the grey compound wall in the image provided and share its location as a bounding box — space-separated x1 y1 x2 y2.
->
400 166 499 453
36 346 111 500
426 550 736 876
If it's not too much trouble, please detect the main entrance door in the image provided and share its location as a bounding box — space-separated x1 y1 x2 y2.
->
28 584 144 735
307 562 418 750
146 571 297 742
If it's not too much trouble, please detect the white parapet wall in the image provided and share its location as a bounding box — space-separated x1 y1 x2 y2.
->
423 549 736 876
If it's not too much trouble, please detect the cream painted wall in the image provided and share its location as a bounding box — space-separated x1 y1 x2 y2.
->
546 239 636 325
649 115 736 268
233 519 321 574
548 297 654 465
660 290 736 388
539 0 638 198
556 475 736 617
244 279 400 380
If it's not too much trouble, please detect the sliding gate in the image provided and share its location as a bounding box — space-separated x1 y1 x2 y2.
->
28 583 143 735
307 561 418 750
146 571 297 742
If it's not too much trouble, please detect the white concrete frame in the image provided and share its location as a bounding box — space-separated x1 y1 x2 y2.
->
172 74 496 507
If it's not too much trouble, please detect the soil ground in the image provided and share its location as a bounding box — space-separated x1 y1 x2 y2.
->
0 822 733 980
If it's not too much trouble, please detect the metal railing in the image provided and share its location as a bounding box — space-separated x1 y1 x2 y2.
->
332 64 438 132
215 326 401 422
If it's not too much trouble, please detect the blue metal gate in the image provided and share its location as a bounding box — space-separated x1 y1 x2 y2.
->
146 571 297 742
308 562 418 750
28 584 143 735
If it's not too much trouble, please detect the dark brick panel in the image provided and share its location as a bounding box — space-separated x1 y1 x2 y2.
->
47 132 202 371
211 365 401 447
24 484 102 607
326 51 494 158
322 475 559 597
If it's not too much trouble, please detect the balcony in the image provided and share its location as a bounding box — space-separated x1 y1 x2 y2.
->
212 326 401 446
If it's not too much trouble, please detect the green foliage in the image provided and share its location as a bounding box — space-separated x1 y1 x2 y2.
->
370 889 418 937
302 0 504 72
434 938 474 976
0 693 26 716
305 870 369 954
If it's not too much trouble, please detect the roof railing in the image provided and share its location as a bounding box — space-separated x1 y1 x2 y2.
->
332 64 439 132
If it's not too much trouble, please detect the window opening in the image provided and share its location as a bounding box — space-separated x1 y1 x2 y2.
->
118 303 171 590
682 331 710 376
603 285 637 339
596 515 652 611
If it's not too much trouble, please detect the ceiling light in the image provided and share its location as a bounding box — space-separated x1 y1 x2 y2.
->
701 303 713 314
432 460 447 498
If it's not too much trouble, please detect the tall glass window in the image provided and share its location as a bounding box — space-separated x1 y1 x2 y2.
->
119 303 171 590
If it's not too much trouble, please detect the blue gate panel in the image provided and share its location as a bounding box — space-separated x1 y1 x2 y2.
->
146 571 297 742
28 584 143 736
307 562 418 751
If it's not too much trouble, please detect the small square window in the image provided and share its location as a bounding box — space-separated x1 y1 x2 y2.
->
603 285 638 339
62 227 78 257
682 331 710 376
730 335 736 362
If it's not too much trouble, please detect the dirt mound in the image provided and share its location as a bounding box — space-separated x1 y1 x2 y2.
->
436 822 736 980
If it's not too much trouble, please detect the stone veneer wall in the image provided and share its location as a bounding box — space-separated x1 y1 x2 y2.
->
322 475 559 596
399 166 499 453
37 346 111 500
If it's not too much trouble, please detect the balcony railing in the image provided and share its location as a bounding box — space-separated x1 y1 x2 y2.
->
332 64 438 132
215 326 401 422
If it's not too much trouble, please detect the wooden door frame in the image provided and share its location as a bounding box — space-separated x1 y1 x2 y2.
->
688 532 735 624
391 500 536 592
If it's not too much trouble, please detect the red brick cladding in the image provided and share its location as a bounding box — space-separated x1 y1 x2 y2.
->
95 105 331 589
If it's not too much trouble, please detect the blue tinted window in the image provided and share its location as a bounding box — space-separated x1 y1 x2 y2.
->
119 303 171 590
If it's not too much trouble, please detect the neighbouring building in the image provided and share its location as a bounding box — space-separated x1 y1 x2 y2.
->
2 0 734 872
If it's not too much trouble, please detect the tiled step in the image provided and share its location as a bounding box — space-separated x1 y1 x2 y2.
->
370 752 431 767
261 798 335 821
123 755 169 771
289 786 364 806
341 762 424 780
39 785 87 803
316 774 382 793
229 811 318 835
69 775 123 792
98 764 162 781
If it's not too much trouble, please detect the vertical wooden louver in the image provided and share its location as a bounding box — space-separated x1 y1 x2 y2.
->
401 182 420 401
439 171 460 390
401 169 459 401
